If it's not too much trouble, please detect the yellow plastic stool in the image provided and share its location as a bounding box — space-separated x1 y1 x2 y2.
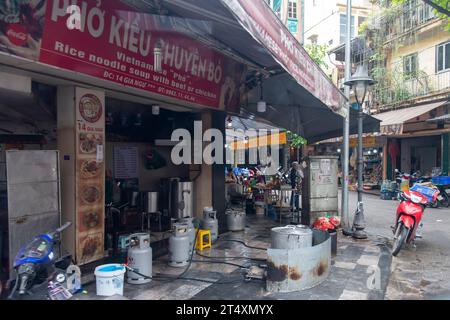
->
195 229 212 251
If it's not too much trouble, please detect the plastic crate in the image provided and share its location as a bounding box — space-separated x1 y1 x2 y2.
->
380 191 395 200
431 176 450 186
410 184 437 202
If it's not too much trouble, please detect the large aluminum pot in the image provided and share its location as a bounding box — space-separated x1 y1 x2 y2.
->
271 225 313 249
226 210 246 231
144 192 159 213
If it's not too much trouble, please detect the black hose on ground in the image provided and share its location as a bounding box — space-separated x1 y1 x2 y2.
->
218 239 267 251
190 259 248 269
195 251 266 262
124 265 248 285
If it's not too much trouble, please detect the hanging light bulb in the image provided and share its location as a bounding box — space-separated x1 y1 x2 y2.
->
154 40 162 72
134 113 142 127
257 79 266 113
106 112 114 126
152 105 160 115
227 116 233 127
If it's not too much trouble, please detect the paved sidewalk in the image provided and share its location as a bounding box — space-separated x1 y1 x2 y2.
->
77 216 392 300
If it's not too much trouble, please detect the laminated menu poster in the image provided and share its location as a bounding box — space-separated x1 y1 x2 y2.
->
75 87 105 265
113 146 138 179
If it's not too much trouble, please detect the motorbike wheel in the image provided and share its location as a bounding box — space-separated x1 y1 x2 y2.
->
392 224 408 257
439 195 450 208
430 200 439 208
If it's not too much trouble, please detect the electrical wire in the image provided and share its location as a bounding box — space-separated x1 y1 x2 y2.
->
122 229 263 285
124 265 248 285
218 239 267 251
195 251 266 262
190 259 248 269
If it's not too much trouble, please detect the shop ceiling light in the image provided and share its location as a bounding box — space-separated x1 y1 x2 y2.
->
134 113 142 126
257 80 266 113
152 105 160 115
154 41 162 72
257 101 266 113
227 116 233 127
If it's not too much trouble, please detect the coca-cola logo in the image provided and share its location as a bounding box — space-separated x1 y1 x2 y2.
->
6 24 28 46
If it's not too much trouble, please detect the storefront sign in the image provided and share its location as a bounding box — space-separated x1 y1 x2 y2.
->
220 0 347 117
75 87 105 265
0 0 246 111
287 19 298 33
349 136 377 148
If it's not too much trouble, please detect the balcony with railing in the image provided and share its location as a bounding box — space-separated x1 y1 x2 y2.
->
378 1 438 43
373 69 450 110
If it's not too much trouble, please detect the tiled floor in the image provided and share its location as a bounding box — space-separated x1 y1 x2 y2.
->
77 214 391 300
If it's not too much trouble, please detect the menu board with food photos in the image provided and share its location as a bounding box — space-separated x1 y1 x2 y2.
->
75 87 105 264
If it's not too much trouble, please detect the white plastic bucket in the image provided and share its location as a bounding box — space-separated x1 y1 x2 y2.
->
94 264 126 297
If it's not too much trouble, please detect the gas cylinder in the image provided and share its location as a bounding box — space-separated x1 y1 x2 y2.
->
127 233 152 284
179 217 195 255
226 210 246 231
168 223 190 267
201 207 218 242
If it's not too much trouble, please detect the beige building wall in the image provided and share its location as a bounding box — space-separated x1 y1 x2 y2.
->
386 22 450 74
303 0 374 81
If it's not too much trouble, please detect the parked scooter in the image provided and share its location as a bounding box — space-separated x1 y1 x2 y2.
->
394 169 447 207
8 222 72 299
392 186 439 256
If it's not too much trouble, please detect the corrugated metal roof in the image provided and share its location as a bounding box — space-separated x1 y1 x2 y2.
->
373 101 447 126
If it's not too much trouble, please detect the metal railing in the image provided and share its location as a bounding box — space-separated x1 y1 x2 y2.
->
373 69 450 106
379 1 437 41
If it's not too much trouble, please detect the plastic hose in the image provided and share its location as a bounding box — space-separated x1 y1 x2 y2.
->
218 239 267 250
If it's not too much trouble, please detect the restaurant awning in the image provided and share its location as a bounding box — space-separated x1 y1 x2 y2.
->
226 116 287 150
162 0 380 142
373 101 447 135
244 73 380 143
427 114 450 123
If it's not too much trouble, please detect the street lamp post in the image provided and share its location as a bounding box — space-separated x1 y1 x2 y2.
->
344 64 376 240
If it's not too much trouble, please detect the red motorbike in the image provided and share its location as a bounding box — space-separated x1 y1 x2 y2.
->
392 187 439 256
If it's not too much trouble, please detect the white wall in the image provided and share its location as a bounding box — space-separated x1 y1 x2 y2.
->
303 0 373 78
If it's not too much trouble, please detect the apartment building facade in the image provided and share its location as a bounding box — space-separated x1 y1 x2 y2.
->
365 0 450 180
264 0 304 43
303 0 374 80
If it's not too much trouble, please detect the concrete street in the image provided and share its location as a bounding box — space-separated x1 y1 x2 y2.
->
344 191 450 300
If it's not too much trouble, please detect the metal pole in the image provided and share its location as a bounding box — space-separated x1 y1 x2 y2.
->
358 106 364 205
342 0 352 236
352 103 367 239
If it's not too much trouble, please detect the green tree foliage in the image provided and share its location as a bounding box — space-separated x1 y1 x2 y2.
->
304 43 329 70
286 131 307 148
426 0 450 30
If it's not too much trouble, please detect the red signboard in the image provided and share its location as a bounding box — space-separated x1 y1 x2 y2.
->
220 0 347 116
0 0 246 111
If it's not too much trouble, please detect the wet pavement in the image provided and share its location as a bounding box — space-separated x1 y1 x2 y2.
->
77 209 391 300
344 191 450 300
